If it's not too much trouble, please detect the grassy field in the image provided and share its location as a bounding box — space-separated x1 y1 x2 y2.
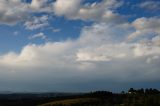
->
38 98 99 106
38 90 160 106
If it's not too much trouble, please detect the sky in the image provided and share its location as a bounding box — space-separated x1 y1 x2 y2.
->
0 0 160 92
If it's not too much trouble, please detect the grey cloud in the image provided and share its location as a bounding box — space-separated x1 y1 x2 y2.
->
0 0 51 25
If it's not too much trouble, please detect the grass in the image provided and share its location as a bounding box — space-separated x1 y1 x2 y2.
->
38 98 98 106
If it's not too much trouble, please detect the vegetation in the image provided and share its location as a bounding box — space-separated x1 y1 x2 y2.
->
39 88 160 106
0 88 159 106
39 98 99 106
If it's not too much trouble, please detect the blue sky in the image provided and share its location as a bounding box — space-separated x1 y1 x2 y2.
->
0 0 160 92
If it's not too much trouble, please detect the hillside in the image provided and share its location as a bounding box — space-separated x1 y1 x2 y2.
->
39 98 99 106
38 89 160 106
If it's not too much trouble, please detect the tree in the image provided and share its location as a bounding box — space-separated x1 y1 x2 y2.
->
128 88 135 93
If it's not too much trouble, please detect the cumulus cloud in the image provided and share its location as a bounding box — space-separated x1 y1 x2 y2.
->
53 0 82 17
152 35 160 46
52 0 124 23
76 43 128 62
0 42 72 67
132 17 160 33
30 0 52 12
0 0 52 25
76 22 160 62
0 0 29 25
127 17 160 41
24 15 49 30
30 0 47 10
0 0 124 26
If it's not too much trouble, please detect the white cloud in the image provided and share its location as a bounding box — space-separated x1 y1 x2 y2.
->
53 0 82 17
152 35 160 46
30 0 47 9
133 43 160 57
139 1 160 11
28 32 47 40
0 0 29 25
77 0 124 22
52 28 61 32
127 17 160 41
30 0 52 12
76 22 160 62
0 0 52 25
76 43 127 62
52 0 124 23
132 17 160 33
0 0 124 26
24 15 49 30
13 31 19 36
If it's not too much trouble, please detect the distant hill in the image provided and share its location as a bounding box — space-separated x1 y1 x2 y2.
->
0 92 81 106
38 89 160 106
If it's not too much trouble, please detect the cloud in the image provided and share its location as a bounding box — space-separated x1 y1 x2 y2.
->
146 55 160 63
52 28 61 32
132 17 160 32
0 1 160 91
0 0 124 26
0 18 160 91
152 35 160 46
52 0 124 23
0 42 159 91
139 1 160 11
76 22 160 61
76 43 128 62
24 15 49 30
127 17 160 41
30 0 52 12
28 32 47 40
0 0 29 25
53 0 82 17
0 0 52 25
30 0 47 9
76 0 124 22
13 31 19 36
133 43 160 57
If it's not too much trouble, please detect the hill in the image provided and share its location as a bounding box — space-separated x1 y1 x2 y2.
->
38 89 160 106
